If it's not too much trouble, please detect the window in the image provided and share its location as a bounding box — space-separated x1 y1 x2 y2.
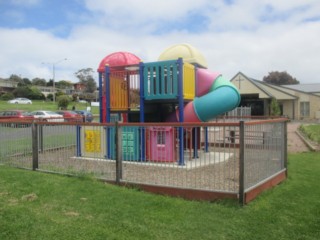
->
300 102 310 117
157 131 165 145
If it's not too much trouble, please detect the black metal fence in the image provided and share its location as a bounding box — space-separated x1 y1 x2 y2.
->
0 118 287 204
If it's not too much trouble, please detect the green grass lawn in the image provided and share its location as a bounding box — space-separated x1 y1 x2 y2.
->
299 124 320 144
0 152 319 240
0 100 99 114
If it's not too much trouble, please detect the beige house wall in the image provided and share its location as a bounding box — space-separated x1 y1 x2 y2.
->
278 100 295 119
291 92 320 120
309 95 320 120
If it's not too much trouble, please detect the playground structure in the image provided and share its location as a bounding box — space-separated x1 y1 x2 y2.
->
0 44 288 203
94 43 241 165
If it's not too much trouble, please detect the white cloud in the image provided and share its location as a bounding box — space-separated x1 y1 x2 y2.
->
0 0 319 84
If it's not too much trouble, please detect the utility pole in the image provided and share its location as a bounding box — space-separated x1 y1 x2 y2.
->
42 58 67 102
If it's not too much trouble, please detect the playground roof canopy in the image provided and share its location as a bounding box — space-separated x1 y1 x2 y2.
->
158 43 208 69
98 51 141 73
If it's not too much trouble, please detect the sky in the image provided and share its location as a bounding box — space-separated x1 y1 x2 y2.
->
0 0 319 84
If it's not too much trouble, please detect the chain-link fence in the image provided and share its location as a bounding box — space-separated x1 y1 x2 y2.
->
0 118 287 204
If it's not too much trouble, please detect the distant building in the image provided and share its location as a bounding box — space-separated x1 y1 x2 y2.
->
73 82 86 93
230 72 320 120
34 86 55 97
0 78 18 95
34 86 75 97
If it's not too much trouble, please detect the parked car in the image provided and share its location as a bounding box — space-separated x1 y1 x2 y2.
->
74 110 93 122
56 110 83 122
0 110 34 127
0 110 33 119
29 111 64 122
7 98 32 104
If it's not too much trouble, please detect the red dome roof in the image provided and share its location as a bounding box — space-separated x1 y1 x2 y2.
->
97 52 141 72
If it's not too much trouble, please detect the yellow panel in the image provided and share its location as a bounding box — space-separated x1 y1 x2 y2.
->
183 62 195 100
110 76 128 110
80 126 106 158
84 130 101 153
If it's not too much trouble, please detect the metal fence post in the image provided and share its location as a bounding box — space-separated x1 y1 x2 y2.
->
283 120 288 177
115 121 122 184
39 124 44 153
32 122 38 170
76 125 81 157
239 121 245 205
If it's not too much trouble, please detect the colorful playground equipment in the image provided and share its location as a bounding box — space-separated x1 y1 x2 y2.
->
87 43 241 165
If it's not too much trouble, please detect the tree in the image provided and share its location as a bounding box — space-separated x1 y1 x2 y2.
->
16 77 32 87
56 80 73 89
270 98 281 116
12 86 32 98
8 74 24 87
12 86 45 100
46 79 53 87
85 78 97 93
263 71 299 85
20 78 32 86
9 74 22 82
28 86 45 100
74 68 97 93
32 78 47 86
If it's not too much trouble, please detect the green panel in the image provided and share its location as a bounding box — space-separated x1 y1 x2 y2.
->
122 134 127 140
210 75 238 92
144 60 179 100
110 126 140 161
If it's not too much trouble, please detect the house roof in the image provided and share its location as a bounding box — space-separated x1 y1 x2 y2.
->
281 83 320 93
230 72 297 100
230 72 320 100
249 78 298 100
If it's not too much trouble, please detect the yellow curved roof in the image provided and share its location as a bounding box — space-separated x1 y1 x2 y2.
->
158 43 208 68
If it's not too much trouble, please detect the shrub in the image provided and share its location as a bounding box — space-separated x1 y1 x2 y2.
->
47 93 53 101
299 124 320 144
57 95 71 110
270 98 281 116
0 92 14 100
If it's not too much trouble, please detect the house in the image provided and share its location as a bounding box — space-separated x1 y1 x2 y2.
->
0 78 18 95
230 72 320 120
73 82 86 93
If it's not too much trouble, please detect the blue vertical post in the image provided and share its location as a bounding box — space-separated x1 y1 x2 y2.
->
98 72 103 123
104 126 108 159
105 65 111 123
205 127 209 152
139 62 145 123
177 58 184 165
105 65 112 159
139 61 146 161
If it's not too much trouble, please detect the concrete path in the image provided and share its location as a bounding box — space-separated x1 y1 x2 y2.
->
287 122 312 153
